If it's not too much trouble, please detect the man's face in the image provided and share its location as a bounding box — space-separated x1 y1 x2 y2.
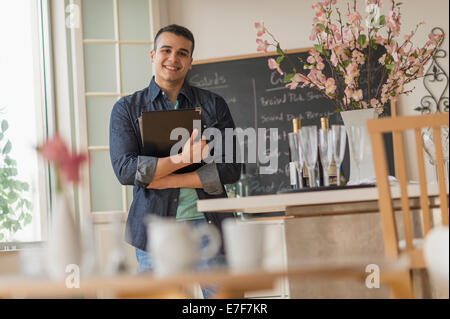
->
150 32 193 86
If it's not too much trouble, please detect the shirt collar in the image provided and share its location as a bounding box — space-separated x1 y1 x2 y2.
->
147 76 195 106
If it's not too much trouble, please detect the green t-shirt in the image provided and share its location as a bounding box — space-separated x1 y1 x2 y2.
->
171 99 204 221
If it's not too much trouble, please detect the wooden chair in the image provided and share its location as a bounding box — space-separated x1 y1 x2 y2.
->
367 112 449 298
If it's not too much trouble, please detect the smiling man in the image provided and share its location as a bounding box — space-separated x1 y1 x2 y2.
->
109 24 241 298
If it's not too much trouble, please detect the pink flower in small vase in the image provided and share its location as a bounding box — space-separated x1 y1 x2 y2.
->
39 134 89 186
268 58 283 75
61 153 88 184
40 135 70 164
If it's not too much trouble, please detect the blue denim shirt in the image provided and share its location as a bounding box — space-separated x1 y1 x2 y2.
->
109 77 240 251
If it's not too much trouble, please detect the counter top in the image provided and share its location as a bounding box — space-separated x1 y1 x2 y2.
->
197 183 443 215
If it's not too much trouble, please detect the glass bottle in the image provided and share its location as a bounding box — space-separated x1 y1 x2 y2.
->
289 118 300 189
236 164 249 197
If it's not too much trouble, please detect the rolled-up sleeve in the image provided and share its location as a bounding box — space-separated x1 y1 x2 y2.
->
109 100 158 187
135 156 158 187
197 96 241 195
196 162 223 195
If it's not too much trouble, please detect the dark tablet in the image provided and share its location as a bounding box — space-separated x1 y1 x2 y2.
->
139 108 202 174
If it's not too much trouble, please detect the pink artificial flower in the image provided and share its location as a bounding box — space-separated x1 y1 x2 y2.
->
330 50 339 67
365 0 383 7
344 86 354 99
386 10 401 36
378 53 387 65
344 74 354 86
346 63 359 78
375 105 384 115
40 135 70 164
352 89 363 101
285 73 308 90
307 55 316 64
60 153 88 184
316 62 325 70
347 11 362 25
255 22 266 37
426 32 443 46
352 50 365 65
370 99 378 107
325 78 336 95
268 58 283 75
39 134 89 185
343 28 354 42
256 39 269 53
309 48 320 58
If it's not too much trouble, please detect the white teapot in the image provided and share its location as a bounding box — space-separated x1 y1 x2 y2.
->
146 216 221 276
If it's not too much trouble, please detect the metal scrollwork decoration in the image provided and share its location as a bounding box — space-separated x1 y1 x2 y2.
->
415 27 450 183
415 27 449 114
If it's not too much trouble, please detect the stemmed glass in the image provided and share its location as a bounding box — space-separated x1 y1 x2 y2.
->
348 126 365 184
299 126 318 188
319 128 333 186
422 126 449 186
331 125 347 186
288 132 303 188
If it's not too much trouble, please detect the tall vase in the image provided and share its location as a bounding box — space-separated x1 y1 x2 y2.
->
46 193 82 280
340 108 377 183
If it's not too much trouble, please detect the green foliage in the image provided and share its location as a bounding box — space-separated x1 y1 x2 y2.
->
0 118 32 242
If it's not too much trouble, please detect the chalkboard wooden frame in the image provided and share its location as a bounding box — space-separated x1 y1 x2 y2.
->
188 48 396 197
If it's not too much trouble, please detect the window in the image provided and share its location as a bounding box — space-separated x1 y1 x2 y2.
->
0 0 52 246
71 0 157 222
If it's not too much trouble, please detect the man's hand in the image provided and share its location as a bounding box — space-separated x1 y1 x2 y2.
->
180 129 209 164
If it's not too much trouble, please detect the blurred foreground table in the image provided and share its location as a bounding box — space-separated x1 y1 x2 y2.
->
0 258 411 299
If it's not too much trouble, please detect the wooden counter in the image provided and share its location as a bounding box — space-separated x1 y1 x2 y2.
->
197 183 445 298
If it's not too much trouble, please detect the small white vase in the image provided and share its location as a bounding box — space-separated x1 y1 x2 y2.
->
340 108 377 183
46 194 82 280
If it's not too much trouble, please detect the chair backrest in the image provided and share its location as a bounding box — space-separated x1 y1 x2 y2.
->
367 113 449 265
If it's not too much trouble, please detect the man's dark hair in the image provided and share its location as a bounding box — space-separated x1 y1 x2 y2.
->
153 24 195 56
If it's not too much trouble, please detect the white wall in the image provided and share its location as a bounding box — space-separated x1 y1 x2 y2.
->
167 0 449 181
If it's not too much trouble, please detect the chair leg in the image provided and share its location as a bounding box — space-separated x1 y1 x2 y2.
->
389 270 414 299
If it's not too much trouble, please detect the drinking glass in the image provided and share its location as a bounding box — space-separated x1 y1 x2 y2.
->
331 125 347 186
319 128 333 186
299 126 318 188
288 132 303 188
422 126 449 186
348 126 365 184
294 132 304 188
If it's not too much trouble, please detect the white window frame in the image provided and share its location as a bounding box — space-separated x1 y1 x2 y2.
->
68 0 161 225
0 0 54 249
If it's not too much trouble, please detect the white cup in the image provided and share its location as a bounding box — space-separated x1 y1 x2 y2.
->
146 216 221 276
222 219 265 272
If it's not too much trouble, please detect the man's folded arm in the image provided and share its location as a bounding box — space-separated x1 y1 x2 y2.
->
109 101 186 188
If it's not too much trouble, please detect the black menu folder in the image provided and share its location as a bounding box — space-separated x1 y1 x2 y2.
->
138 107 202 174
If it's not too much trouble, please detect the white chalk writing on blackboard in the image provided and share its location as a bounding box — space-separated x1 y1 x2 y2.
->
189 72 227 89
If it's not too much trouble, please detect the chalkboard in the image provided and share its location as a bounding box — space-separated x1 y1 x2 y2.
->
186 48 394 197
